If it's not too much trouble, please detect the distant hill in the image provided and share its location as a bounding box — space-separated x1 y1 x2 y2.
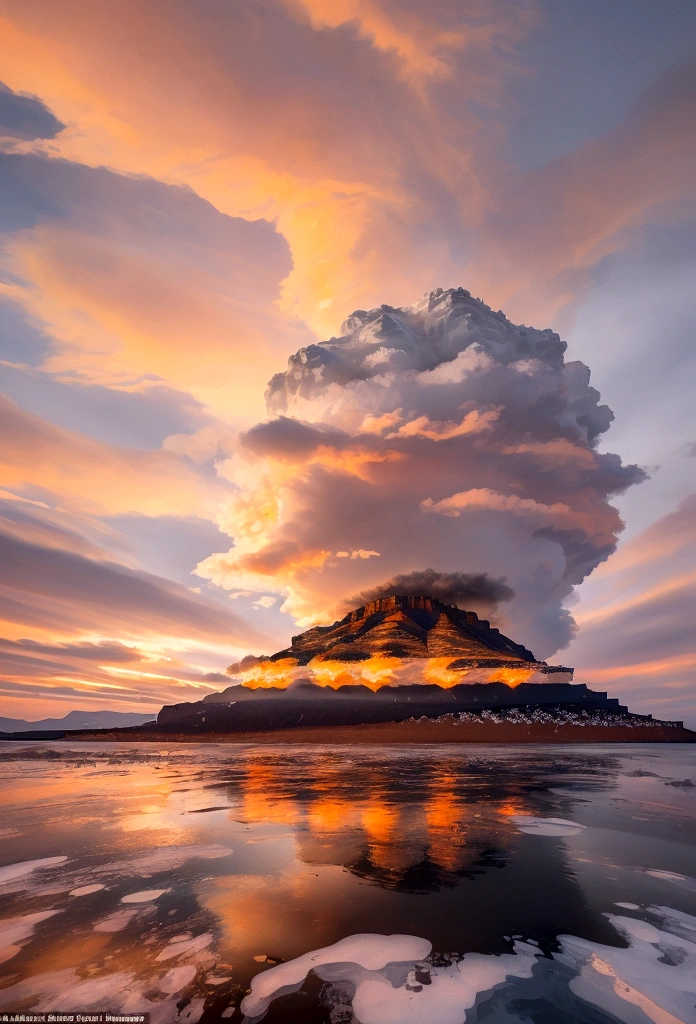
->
0 709 158 733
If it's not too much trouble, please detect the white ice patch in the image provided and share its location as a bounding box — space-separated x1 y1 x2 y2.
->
0 856 68 884
241 907 696 1024
645 869 696 892
0 910 59 965
0 969 135 1012
560 907 696 1024
103 845 233 877
93 908 140 932
241 934 539 1023
512 816 586 836
121 888 170 903
647 870 686 882
241 934 430 1018
155 933 213 961
159 965 197 994
350 945 540 1024
69 883 105 896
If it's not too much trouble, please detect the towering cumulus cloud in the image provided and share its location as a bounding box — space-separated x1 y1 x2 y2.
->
199 288 645 657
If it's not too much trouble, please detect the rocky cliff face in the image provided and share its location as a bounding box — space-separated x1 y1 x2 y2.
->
237 596 562 671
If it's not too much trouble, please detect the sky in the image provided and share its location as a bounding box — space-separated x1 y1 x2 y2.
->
0 0 695 725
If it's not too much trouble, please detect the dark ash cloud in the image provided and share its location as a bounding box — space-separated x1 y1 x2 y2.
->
348 569 514 613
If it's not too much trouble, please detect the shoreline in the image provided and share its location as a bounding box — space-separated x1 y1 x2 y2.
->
8 719 694 744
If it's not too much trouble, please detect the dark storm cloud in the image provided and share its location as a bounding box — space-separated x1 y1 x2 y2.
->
0 82 65 140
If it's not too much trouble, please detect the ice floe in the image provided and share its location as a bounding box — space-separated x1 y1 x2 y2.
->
155 933 213 961
241 933 434 1019
511 816 586 836
69 883 105 896
241 905 696 1024
643 869 696 894
559 906 696 1024
0 855 67 884
93 908 140 932
121 888 170 903
0 910 59 965
159 965 197 993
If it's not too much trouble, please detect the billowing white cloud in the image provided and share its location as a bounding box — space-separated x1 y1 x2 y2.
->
198 287 645 656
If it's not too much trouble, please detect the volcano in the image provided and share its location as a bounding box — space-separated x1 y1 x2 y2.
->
253 595 563 672
148 595 692 741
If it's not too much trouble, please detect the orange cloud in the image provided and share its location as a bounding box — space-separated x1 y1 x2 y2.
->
0 394 225 516
0 1 691 398
0 0 530 348
565 494 696 725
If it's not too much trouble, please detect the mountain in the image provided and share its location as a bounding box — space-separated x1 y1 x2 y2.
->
132 595 692 741
0 709 157 733
229 595 569 673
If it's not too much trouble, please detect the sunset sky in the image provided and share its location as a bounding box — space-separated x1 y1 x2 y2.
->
1 0 695 725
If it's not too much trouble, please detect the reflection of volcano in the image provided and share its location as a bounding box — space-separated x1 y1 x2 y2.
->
208 748 623 953
347 845 507 894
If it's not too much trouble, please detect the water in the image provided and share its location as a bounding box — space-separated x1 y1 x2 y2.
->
0 741 694 1023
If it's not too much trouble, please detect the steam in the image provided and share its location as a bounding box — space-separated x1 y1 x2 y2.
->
198 288 645 656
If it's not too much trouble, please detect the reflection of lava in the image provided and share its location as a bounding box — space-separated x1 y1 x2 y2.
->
238 656 537 691
225 752 534 892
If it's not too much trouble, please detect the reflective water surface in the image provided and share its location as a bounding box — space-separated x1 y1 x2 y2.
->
0 742 694 1022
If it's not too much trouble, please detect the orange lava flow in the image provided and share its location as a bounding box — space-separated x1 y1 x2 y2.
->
487 667 536 687
238 658 299 689
237 657 539 691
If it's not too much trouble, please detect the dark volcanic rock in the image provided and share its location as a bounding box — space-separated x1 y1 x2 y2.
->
257 595 543 668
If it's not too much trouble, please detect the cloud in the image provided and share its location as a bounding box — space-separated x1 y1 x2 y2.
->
465 57 696 326
565 494 696 727
0 393 227 516
0 152 313 418
0 636 232 719
421 488 570 519
0 81 64 140
0 497 272 647
0 489 280 718
347 569 513 613
198 288 645 654
0 0 535 339
1 2 692 347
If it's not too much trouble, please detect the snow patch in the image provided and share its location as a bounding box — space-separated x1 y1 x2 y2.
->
159 965 197 994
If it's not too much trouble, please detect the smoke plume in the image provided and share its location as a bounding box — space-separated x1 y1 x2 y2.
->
348 570 513 614
198 288 646 656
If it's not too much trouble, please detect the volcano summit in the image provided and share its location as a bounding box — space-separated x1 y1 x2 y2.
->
229 595 568 680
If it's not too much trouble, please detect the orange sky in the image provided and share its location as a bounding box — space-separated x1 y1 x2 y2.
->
0 0 695 724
